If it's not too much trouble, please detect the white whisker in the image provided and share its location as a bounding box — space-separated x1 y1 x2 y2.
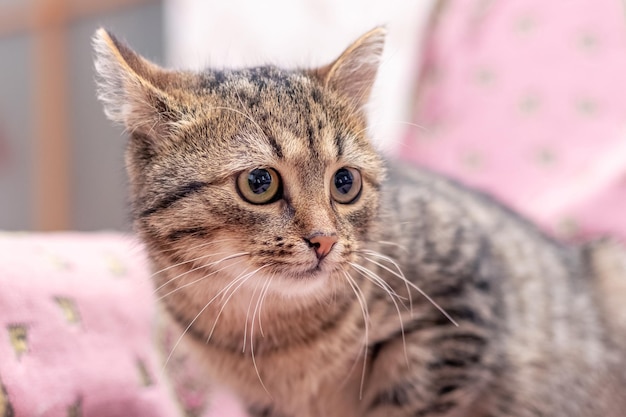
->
150 250 232 283
213 104 268 141
232 264 273 398
373 240 409 253
359 250 458 327
243 275 263 353
150 239 240 277
257 275 274 338
351 120 427 138
161 267 253 373
207 264 273 343
350 262 409 367
153 252 249 294
358 249 413 313
156 259 247 301
248 267 275 398
342 271 369 400
349 262 407 304
149 251 219 280
233 92 269 138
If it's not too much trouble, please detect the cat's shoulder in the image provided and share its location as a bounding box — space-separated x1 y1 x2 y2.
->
584 238 626 340
584 238 626 287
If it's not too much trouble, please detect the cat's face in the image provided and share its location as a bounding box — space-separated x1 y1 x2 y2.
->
94 28 386 298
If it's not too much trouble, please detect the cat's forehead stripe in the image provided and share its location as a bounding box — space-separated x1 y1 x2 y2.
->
197 66 378 173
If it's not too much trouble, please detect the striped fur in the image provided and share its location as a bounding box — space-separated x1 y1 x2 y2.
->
94 27 626 417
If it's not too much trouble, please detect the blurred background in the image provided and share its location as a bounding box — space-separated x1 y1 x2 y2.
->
0 0 432 231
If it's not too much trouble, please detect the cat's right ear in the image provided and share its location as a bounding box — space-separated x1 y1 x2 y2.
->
92 28 185 139
313 27 386 109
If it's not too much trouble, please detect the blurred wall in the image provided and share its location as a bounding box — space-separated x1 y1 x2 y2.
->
0 0 164 231
0 35 34 230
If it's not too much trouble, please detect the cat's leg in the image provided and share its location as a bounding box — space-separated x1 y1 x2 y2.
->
359 322 498 417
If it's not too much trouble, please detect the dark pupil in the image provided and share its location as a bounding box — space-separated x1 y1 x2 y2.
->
334 168 353 194
248 169 273 194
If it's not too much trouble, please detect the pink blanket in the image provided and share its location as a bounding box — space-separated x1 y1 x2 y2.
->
401 0 626 242
0 232 244 417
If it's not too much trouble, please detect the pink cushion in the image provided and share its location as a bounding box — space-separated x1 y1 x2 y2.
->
0 232 183 416
400 0 626 242
0 232 250 417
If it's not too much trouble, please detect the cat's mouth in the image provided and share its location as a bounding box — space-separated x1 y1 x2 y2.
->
242 242 349 285
279 257 342 280
261 261 343 297
302 263 327 277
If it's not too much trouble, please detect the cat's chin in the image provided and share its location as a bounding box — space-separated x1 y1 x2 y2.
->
261 264 343 299
206 251 347 299
269 272 334 298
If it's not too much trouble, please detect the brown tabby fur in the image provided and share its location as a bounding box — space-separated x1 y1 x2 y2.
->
93 27 626 417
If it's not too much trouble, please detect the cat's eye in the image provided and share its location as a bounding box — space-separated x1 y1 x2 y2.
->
237 168 282 204
331 167 362 204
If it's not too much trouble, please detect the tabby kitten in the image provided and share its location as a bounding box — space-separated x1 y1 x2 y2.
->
94 27 626 417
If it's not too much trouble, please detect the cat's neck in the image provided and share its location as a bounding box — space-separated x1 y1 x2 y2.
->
157 266 366 354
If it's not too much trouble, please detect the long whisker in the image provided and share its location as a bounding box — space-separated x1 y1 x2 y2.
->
156 258 248 301
371 240 410 254
351 120 427 138
153 252 249 294
357 249 413 313
349 262 407 304
359 250 458 327
342 270 369 400
257 275 274 338
338 271 367 389
250 272 274 398
150 238 240 277
233 93 268 138
350 262 409 367
151 249 235 278
161 266 253 372
207 264 273 343
242 275 263 353
213 105 267 140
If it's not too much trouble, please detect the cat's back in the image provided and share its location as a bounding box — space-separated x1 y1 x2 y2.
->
585 238 626 343
381 161 626 346
376 162 626 416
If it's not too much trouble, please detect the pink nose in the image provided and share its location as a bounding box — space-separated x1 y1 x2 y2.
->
306 235 338 259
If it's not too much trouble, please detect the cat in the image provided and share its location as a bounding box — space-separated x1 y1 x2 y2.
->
93 27 626 417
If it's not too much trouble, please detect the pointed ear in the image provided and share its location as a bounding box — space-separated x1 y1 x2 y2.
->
92 28 184 138
314 27 386 108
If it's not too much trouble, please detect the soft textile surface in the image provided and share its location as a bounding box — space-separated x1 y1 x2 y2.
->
401 0 626 242
0 232 244 417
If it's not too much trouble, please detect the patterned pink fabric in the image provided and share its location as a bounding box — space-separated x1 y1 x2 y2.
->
0 232 246 417
0 232 178 416
400 0 626 242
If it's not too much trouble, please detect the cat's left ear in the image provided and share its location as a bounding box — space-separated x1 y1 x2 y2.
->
313 27 386 108
92 28 186 139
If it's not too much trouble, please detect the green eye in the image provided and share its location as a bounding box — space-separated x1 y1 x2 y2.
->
331 167 362 204
237 168 282 204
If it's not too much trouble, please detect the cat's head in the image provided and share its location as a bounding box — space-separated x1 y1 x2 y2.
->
94 28 386 298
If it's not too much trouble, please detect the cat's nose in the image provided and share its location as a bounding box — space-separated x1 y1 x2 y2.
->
304 234 338 260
